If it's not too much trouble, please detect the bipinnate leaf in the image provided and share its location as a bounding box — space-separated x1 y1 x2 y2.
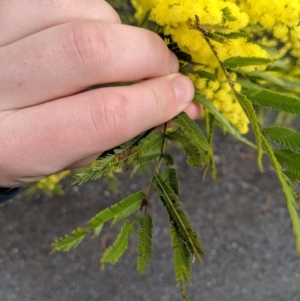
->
242 89 300 116
194 92 252 145
224 56 271 69
262 126 300 150
247 70 300 92
195 70 216 81
170 224 192 285
166 131 204 167
154 173 205 262
236 92 263 170
206 32 226 44
134 152 161 166
194 93 256 149
222 7 237 21
261 135 300 253
137 214 153 274
172 112 209 153
100 221 134 269
161 167 180 196
220 31 252 40
52 227 88 252
88 191 146 233
274 149 300 182
162 153 175 166
73 131 163 184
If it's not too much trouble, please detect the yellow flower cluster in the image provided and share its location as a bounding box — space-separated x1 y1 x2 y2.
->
189 71 248 134
31 171 70 196
238 0 300 60
131 0 300 134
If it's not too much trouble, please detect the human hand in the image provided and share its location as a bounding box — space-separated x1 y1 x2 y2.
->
0 0 200 187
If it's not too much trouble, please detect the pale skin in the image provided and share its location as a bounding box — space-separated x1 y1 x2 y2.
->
0 0 201 188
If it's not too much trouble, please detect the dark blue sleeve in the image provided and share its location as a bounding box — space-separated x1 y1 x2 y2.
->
0 187 21 204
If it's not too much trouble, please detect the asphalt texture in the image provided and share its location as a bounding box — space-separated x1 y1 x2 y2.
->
1 130 300 301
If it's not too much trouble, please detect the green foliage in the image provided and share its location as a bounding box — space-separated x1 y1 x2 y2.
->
222 7 237 21
88 191 145 232
137 214 153 274
220 31 253 40
194 92 257 149
223 56 272 69
166 131 204 167
262 126 300 150
261 135 300 253
170 224 192 285
73 131 163 184
236 92 263 170
274 149 300 182
154 173 205 262
161 167 180 196
100 221 134 269
52 192 145 252
195 70 216 81
162 153 175 166
52 227 88 252
172 112 209 154
242 89 300 115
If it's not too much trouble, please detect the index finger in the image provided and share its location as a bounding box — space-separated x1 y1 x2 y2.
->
0 0 121 46
0 21 179 110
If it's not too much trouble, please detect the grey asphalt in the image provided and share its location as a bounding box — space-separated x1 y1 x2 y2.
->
1 130 300 301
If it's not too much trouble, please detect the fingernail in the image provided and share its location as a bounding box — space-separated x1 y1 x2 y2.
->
170 51 179 73
172 75 195 103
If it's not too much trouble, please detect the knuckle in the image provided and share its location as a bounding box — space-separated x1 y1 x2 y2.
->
88 92 129 144
104 5 122 24
150 83 167 112
62 21 112 70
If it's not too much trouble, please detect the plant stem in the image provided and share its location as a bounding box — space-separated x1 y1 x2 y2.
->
144 123 168 197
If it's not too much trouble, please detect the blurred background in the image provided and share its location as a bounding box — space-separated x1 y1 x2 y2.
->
1 129 300 301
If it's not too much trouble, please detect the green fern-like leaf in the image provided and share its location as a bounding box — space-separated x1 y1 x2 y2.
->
236 92 263 170
162 153 175 166
88 191 146 233
172 112 209 153
203 113 217 180
222 7 237 21
242 89 300 116
247 70 286 87
246 70 300 93
52 227 88 252
205 32 226 43
73 132 150 184
262 126 300 150
73 132 164 184
195 70 217 81
161 167 180 196
134 152 161 166
170 224 192 285
261 135 300 253
166 131 204 167
219 31 253 40
194 93 238 137
100 221 134 268
223 56 272 69
194 92 257 149
155 173 205 262
274 149 300 181
137 214 153 274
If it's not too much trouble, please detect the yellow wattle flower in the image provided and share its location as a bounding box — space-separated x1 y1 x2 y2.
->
131 0 300 133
